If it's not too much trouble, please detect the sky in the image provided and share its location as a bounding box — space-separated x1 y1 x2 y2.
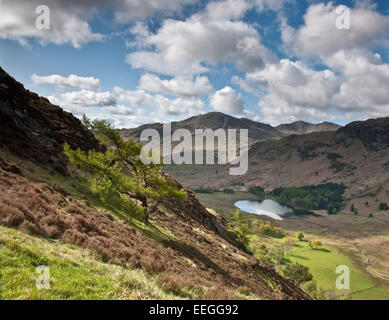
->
1 0 389 128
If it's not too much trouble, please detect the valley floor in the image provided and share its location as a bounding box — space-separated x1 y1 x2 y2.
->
196 191 389 300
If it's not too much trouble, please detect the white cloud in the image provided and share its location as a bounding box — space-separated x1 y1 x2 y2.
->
126 0 274 75
114 86 204 116
283 3 389 58
0 1 103 48
254 0 294 12
138 73 214 97
0 0 194 48
102 105 133 116
31 74 100 90
242 54 389 123
113 0 195 23
258 94 334 124
327 50 389 115
247 59 339 109
202 0 252 21
210 86 244 114
48 89 116 114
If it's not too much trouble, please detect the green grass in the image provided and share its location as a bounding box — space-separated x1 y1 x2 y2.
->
284 240 389 300
247 229 389 300
0 226 183 300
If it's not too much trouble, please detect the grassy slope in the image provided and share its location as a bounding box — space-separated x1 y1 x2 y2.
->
0 226 182 300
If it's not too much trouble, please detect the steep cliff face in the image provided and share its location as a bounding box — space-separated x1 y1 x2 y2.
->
0 67 310 300
0 67 100 174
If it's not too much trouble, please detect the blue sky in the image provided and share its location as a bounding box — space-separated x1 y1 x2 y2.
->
1 0 389 127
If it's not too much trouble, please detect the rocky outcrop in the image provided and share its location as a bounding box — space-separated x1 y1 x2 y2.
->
335 117 389 150
0 67 101 174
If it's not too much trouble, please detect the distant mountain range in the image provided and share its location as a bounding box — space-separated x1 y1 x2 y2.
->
119 110 389 203
120 112 341 144
124 112 388 203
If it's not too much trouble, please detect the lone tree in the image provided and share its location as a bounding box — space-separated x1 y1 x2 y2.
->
296 232 305 241
309 239 323 250
227 209 251 249
64 117 187 223
283 263 313 286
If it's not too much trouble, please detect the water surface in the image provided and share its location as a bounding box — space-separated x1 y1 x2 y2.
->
234 199 294 220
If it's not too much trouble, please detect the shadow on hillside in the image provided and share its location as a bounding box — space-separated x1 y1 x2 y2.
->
289 254 309 261
163 240 228 277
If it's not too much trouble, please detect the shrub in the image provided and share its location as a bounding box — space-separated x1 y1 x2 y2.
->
194 187 216 194
248 186 265 197
255 220 285 238
296 232 304 241
309 240 323 250
283 263 313 286
227 210 251 249
379 202 389 211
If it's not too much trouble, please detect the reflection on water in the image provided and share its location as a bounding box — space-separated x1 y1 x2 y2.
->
234 199 294 220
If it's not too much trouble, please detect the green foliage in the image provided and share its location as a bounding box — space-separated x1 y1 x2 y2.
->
64 117 186 222
302 280 326 300
222 188 234 194
379 202 389 211
248 186 265 197
283 263 313 286
296 232 305 241
350 203 355 212
271 183 345 214
253 220 285 238
309 240 323 250
194 187 217 194
227 209 251 249
261 243 285 265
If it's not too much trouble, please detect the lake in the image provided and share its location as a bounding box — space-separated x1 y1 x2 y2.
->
234 199 294 220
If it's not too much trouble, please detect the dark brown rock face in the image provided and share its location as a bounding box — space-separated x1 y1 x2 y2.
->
335 117 389 150
0 67 101 174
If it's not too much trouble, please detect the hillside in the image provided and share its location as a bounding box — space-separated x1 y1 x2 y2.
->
0 67 309 300
120 112 340 145
276 121 341 136
0 67 101 175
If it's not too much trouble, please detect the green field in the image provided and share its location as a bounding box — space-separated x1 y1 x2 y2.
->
284 240 389 300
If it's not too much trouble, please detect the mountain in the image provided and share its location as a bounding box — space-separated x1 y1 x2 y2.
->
121 112 282 144
0 67 309 300
121 112 341 145
276 121 341 136
165 116 389 202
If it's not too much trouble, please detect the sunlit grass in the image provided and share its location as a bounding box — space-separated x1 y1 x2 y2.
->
0 226 180 300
